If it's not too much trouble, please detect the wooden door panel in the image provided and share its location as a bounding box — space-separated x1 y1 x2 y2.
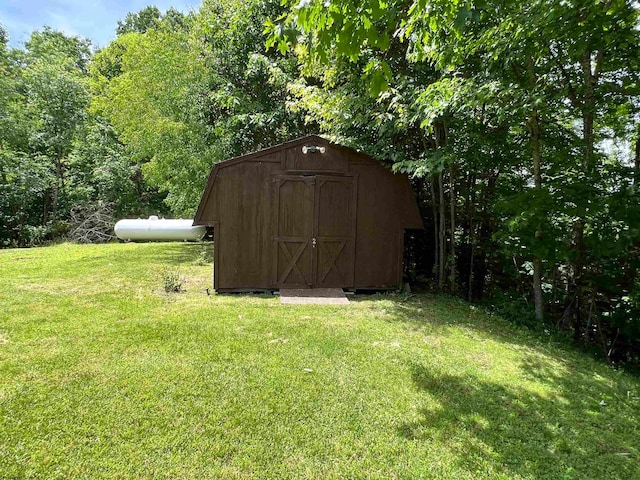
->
274 176 314 287
276 240 312 286
274 174 356 289
315 238 348 285
316 179 352 236
277 177 314 236
313 176 356 288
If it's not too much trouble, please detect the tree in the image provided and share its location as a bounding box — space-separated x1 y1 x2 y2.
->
185 0 313 162
269 0 640 360
25 27 92 73
91 26 212 215
94 0 310 215
116 6 163 35
0 28 92 244
67 118 165 217
20 30 91 223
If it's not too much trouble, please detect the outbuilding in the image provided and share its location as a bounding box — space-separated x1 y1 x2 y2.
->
193 135 423 292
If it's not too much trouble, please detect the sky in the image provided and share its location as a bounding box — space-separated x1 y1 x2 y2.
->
0 0 201 48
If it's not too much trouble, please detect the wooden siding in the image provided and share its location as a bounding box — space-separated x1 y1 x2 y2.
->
194 135 423 291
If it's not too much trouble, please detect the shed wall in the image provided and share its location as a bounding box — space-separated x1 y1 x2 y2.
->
195 136 423 291
205 156 280 289
350 162 401 287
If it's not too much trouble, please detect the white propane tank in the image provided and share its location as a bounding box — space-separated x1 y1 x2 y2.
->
114 216 206 241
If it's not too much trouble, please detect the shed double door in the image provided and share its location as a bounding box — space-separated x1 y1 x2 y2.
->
274 174 356 288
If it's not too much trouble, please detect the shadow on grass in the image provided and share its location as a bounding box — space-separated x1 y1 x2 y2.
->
355 295 640 477
352 293 575 360
401 363 639 479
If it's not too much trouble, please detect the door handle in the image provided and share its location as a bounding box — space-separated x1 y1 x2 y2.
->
312 237 317 248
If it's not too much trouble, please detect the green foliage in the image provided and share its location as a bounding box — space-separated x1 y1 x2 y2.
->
487 289 543 331
21 52 90 161
0 28 92 244
67 119 165 217
2 1 312 244
116 6 163 35
24 27 92 73
0 25 166 247
195 0 311 158
0 150 51 246
0 22 7 46
269 0 640 361
192 244 213 266
93 0 310 215
2 0 639 365
92 27 212 215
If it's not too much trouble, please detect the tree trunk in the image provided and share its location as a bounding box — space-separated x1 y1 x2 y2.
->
533 255 544 321
570 220 586 341
634 128 639 186
51 152 66 222
423 135 440 286
529 110 544 321
49 183 58 223
468 174 476 301
581 50 597 171
438 170 446 291
468 220 475 301
434 121 450 292
527 56 544 322
449 161 457 293
134 166 144 197
430 178 439 284
568 49 600 341
472 171 497 301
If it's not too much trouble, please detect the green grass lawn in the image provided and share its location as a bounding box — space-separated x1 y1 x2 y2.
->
1 242 639 479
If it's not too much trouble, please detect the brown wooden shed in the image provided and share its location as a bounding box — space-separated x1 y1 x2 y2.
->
193 135 423 292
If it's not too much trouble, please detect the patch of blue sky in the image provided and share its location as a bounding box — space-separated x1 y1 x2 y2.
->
0 0 201 48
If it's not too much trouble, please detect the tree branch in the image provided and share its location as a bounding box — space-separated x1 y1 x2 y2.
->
547 43 580 108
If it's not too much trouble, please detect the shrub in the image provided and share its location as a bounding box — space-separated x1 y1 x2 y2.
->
162 268 184 293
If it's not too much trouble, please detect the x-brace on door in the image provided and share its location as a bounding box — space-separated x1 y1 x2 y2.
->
273 174 356 288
